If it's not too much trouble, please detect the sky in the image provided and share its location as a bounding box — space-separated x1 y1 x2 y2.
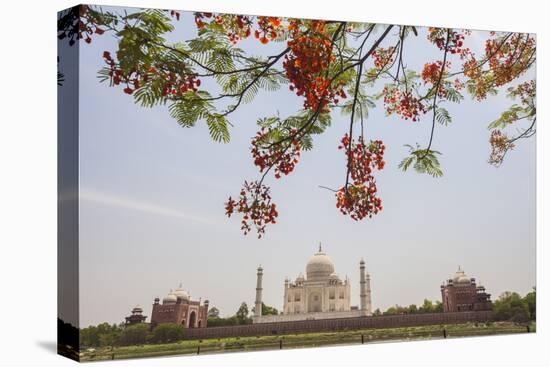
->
72 7 536 327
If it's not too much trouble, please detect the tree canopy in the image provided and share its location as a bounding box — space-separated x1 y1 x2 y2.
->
493 289 536 323
59 5 536 238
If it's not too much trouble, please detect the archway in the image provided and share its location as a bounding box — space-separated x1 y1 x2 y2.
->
308 292 322 313
188 311 197 328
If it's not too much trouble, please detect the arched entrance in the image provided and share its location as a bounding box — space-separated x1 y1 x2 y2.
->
188 311 197 328
308 292 322 312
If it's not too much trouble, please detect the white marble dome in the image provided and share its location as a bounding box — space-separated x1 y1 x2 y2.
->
306 250 335 280
173 287 190 301
453 268 471 285
163 292 177 304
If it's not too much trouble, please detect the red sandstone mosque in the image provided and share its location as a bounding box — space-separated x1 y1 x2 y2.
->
440 267 492 312
149 285 209 328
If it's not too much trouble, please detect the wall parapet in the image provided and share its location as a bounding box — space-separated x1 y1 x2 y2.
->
185 311 493 340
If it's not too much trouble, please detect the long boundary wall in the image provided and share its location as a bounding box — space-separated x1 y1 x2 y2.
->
185 311 493 340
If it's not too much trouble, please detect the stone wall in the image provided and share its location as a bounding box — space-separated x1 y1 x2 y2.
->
185 311 493 340
254 309 368 323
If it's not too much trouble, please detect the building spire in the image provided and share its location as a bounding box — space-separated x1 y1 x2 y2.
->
319 242 322 252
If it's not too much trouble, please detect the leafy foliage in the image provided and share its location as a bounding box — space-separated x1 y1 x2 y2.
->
493 290 536 323
398 144 443 177
207 302 258 326
60 6 536 238
151 323 185 343
435 107 451 126
118 324 150 346
382 299 443 315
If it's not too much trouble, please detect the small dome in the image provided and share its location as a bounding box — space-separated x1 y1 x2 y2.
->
132 305 143 313
163 292 177 304
306 249 335 280
329 272 340 280
452 268 471 285
296 273 305 281
173 286 190 301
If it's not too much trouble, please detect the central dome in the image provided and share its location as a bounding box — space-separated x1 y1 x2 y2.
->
306 250 335 280
173 286 190 301
452 268 471 285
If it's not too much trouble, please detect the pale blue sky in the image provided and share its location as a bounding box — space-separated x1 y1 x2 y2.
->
74 7 535 327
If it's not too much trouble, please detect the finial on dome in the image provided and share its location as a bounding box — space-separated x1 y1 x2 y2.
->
458 265 462 271
179 282 183 288
319 242 322 252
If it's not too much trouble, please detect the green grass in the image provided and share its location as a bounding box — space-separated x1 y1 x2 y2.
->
79 321 534 361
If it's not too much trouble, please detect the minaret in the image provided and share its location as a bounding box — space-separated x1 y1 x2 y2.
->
254 265 263 318
366 271 372 314
360 258 367 312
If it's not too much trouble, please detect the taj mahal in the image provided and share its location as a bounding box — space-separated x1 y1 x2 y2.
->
253 245 372 323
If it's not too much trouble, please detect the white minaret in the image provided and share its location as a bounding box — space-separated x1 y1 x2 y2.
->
366 271 372 314
254 265 263 318
360 258 367 312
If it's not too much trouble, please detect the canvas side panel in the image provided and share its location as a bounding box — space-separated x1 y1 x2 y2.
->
57 5 82 362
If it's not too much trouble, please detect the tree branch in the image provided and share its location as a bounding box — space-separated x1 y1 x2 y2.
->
418 29 451 160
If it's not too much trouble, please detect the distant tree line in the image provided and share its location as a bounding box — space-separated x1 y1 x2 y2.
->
80 322 187 347
371 298 444 316
206 302 279 327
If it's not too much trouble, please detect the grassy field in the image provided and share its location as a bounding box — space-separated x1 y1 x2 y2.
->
79 322 534 361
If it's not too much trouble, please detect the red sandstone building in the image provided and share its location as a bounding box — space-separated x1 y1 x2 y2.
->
440 267 492 312
150 285 209 328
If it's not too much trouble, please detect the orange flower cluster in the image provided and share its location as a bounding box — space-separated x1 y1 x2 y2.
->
225 181 278 238
486 34 535 86
462 57 489 100
383 85 425 121
193 13 283 45
283 20 346 110
511 80 536 105
251 128 301 179
193 12 213 29
421 61 441 85
78 5 105 44
255 17 284 44
372 47 396 69
421 61 451 97
489 130 514 166
336 134 385 221
427 28 470 58
102 51 200 97
453 78 465 91
339 134 385 181
103 51 139 94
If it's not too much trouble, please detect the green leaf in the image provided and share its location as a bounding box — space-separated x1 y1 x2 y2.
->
206 114 230 143
435 107 451 126
168 91 214 128
488 105 529 130
399 144 443 178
